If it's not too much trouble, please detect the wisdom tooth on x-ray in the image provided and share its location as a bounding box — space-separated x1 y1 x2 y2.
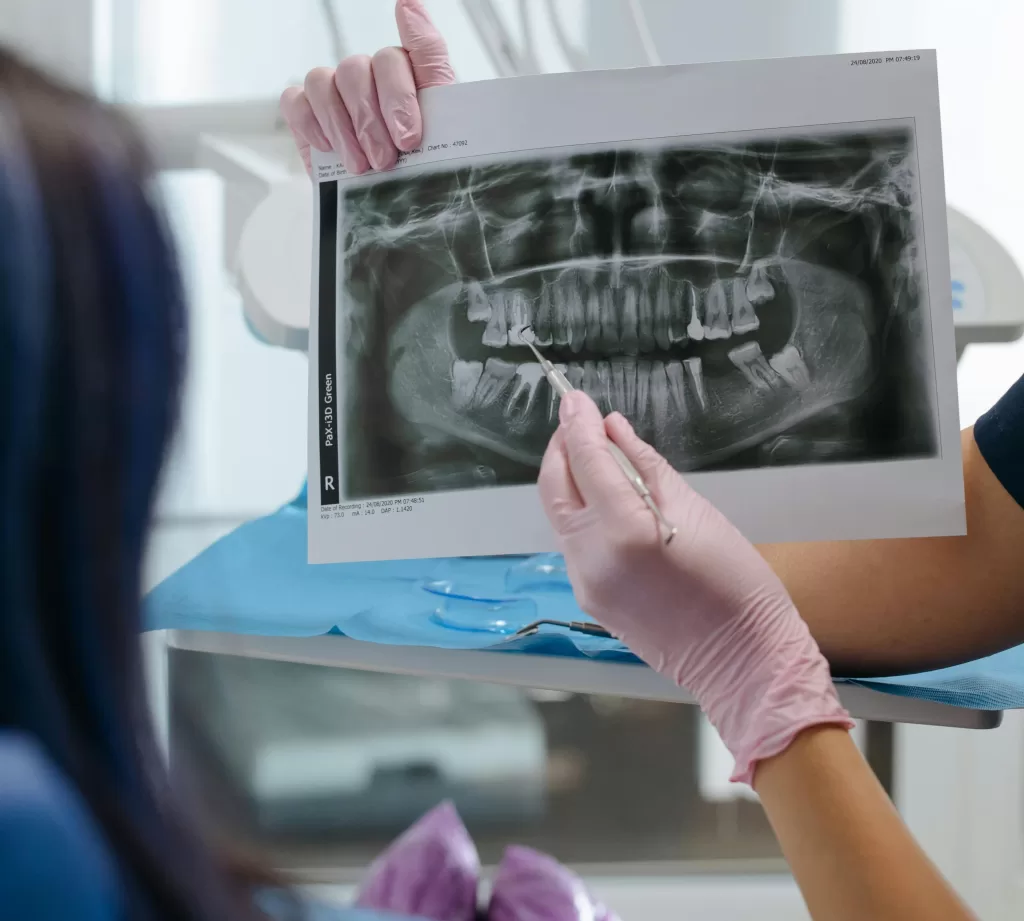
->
334 123 936 499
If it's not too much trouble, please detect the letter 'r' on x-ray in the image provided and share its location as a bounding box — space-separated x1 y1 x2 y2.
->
324 476 335 491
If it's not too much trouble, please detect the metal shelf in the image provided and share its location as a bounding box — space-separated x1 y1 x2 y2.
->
166 630 1001 730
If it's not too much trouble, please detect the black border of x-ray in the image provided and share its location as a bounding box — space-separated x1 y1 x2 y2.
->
318 180 341 506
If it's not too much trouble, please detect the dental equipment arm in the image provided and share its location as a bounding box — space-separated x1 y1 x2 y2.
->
755 726 976 921
760 426 1024 677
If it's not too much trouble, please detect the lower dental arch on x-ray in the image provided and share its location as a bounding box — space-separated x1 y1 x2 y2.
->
336 121 936 499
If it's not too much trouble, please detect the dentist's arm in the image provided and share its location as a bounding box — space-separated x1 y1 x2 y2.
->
762 381 1024 677
754 725 974 921
538 392 975 921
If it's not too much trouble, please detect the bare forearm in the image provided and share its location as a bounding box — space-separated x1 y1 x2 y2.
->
754 727 975 921
759 428 1024 676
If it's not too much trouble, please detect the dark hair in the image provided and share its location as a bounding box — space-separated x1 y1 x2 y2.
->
0 50 277 920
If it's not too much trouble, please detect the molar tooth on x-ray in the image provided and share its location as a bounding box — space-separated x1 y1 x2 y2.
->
507 362 545 426
451 360 484 411
729 278 761 335
729 342 783 392
340 123 935 498
703 280 732 339
507 292 532 345
769 344 811 390
473 357 517 407
482 296 509 347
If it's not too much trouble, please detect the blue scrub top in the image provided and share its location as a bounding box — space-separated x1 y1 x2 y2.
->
0 732 417 921
974 372 1024 511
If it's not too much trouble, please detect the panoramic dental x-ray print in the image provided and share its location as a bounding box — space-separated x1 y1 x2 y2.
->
335 123 933 499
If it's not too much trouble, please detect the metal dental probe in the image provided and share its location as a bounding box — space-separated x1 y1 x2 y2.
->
517 326 678 545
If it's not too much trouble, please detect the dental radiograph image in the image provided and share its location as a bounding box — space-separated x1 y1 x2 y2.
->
334 123 936 499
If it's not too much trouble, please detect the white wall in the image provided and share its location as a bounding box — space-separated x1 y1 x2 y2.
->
838 0 1024 424
0 0 98 87
587 0 842 69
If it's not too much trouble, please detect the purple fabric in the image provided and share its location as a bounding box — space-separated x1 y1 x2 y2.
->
356 802 480 921
489 846 619 921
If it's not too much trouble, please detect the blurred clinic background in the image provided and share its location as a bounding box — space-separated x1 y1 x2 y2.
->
3 2 1023 920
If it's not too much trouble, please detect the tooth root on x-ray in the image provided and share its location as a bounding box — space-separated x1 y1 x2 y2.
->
665 360 689 419
506 362 545 423
635 359 652 430
687 282 705 342
684 357 707 411
746 261 775 306
619 285 640 355
609 358 634 415
667 281 690 346
637 280 656 352
649 360 670 434
589 286 609 352
466 281 492 322
547 363 568 421
533 285 554 346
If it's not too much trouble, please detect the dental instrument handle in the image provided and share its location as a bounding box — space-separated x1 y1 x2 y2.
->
606 441 678 544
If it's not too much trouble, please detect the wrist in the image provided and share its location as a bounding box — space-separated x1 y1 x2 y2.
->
725 655 854 785
684 608 853 786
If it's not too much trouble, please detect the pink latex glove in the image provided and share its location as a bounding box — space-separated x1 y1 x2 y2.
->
280 0 454 173
537 390 853 785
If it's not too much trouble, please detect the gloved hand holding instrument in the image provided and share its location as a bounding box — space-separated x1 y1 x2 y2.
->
538 388 973 920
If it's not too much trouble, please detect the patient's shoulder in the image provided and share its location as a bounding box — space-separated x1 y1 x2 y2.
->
0 732 123 921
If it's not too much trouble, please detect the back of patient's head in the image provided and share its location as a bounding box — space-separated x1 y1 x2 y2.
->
0 50 271 920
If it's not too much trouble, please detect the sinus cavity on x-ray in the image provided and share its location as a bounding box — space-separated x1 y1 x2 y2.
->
335 122 933 499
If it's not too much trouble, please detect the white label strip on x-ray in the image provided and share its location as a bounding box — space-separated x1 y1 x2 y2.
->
306 50 964 564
